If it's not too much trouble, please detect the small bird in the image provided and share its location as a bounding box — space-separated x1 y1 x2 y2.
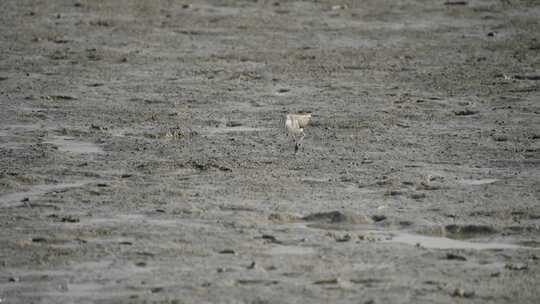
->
285 113 312 153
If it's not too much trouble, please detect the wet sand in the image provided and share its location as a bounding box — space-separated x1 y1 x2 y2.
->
1 0 540 303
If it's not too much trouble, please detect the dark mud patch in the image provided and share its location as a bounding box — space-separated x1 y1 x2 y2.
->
418 224 498 240
302 211 374 224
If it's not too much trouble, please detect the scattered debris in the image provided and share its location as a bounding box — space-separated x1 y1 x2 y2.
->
43 95 77 101
492 134 508 142
268 213 301 223
505 263 528 271
60 215 80 223
444 224 497 238
313 277 340 285
302 211 373 224
454 109 479 116
515 74 540 81
331 4 347 10
258 234 283 244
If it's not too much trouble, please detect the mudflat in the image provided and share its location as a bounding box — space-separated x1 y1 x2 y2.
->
1 1 539 303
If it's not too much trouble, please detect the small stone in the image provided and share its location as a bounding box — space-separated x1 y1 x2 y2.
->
492 134 508 142
387 190 403 196
445 253 467 261
226 121 242 127
31 237 47 243
371 215 387 222
8 277 19 282
150 287 163 293
410 193 426 200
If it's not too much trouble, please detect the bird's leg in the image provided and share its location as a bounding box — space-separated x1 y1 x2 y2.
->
295 133 305 153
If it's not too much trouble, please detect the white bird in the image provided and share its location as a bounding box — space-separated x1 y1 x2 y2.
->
285 113 312 153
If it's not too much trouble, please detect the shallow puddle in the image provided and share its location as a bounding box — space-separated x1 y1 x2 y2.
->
0 181 92 208
268 245 315 255
291 222 529 250
45 136 103 154
14 260 154 300
385 232 525 250
460 179 499 186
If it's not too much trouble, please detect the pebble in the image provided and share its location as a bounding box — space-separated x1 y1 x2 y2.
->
8 277 19 282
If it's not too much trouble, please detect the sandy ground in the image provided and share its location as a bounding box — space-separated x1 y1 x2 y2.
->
1 0 540 303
